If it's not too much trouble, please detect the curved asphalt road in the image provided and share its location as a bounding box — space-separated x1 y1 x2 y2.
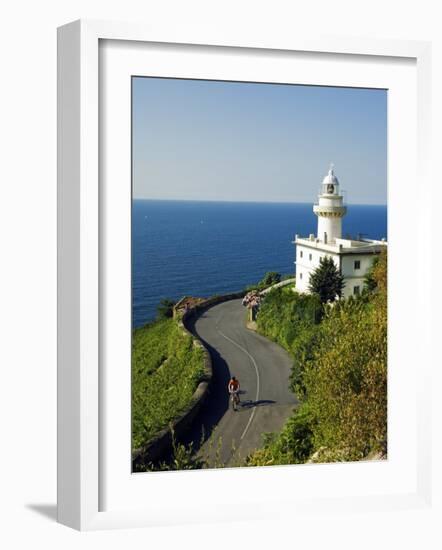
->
185 299 297 467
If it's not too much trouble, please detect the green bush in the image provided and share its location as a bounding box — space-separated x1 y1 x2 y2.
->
290 324 321 399
261 271 281 286
256 288 322 350
156 298 176 319
246 404 315 466
301 299 385 460
302 253 388 460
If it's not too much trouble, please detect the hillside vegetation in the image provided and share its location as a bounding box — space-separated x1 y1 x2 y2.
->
248 251 387 465
132 318 205 452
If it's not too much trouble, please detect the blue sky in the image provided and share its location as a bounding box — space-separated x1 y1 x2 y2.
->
132 77 387 205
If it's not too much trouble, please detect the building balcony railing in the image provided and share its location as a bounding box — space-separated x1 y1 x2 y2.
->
313 205 347 216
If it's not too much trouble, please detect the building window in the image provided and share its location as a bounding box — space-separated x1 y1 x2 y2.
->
309 253 312 261
299 272 303 280
354 260 361 270
353 285 360 295
300 250 303 258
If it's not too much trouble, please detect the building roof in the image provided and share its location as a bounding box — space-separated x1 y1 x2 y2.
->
294 235 387 255
322 164 339 185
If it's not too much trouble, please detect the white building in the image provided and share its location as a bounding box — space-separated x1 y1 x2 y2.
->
294 166 387 299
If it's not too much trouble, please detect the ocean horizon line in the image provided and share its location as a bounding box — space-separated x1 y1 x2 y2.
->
132 197 387 207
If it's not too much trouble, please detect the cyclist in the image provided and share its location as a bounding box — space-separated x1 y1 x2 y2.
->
228 376 241 411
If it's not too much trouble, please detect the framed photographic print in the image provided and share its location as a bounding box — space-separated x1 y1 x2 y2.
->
57 20 433 530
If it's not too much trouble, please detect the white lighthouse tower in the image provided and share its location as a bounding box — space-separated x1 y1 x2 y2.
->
294 164 387 298
313 164 347 244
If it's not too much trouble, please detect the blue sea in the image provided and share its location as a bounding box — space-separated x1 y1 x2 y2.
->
132 200 387 327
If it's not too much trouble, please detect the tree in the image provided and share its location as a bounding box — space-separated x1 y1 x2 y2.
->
156 298 175 319
364 250 387 294
308 256 345 303
261 271 281 287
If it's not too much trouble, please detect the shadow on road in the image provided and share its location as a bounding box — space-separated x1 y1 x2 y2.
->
239 399 276 409
180 315 231 453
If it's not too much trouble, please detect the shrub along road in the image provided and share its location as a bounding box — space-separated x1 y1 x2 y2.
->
184 299 297 466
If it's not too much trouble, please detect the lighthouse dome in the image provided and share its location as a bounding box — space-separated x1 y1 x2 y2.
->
322 165 339 185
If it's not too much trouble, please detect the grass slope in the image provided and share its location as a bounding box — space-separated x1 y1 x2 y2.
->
132 318 205 451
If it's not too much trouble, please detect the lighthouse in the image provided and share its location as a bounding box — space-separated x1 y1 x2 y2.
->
313 164 347 244
294 165 387 298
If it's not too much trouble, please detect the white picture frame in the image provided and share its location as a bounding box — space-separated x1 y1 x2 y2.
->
57 19 433 531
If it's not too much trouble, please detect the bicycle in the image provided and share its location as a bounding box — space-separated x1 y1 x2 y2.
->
230 390 240 411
